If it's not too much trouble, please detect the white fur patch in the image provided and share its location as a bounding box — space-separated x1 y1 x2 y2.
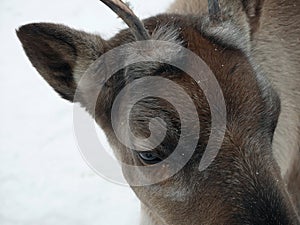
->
201 17 251 53
151 25 182 44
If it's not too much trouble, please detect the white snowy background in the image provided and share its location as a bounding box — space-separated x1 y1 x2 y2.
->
0 0 173 224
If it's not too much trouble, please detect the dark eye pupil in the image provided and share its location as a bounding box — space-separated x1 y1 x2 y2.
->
139 152 157 161
138 152 161 164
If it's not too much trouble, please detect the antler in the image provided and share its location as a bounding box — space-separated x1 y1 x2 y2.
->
99 0 150 40
208 0 222 22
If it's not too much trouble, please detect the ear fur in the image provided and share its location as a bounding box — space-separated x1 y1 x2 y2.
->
168 0 264 36
16 23 106 102
240 0 264 34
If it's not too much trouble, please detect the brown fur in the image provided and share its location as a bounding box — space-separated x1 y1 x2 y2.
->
17 0 300 224
169 0 300 214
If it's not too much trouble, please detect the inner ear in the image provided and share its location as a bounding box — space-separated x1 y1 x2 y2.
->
218 0 265 36
241 0 265 34
17 23 106 102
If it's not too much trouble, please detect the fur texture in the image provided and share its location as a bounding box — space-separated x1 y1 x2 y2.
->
169 0 300 212
17 0 300 224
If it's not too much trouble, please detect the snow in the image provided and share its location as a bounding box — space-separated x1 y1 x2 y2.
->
0 0 172 224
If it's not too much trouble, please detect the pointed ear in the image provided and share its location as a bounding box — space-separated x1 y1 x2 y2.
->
16 23 106 102
218 0 264 35
217 0 264 36
199 0 265 51
240 0 264 34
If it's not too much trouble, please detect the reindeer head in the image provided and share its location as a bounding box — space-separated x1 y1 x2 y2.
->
17 0 300 224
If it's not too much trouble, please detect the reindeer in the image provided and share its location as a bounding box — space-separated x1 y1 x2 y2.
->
17 0 300 224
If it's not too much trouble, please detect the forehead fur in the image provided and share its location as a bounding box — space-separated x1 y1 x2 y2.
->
146 13 251 52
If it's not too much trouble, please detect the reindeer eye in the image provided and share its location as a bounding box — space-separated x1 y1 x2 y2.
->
137 152 162 165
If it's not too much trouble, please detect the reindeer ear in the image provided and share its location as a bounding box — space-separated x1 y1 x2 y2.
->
202 0 264 51
216 0 265 36
16 23 106 102
240 0 264 34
